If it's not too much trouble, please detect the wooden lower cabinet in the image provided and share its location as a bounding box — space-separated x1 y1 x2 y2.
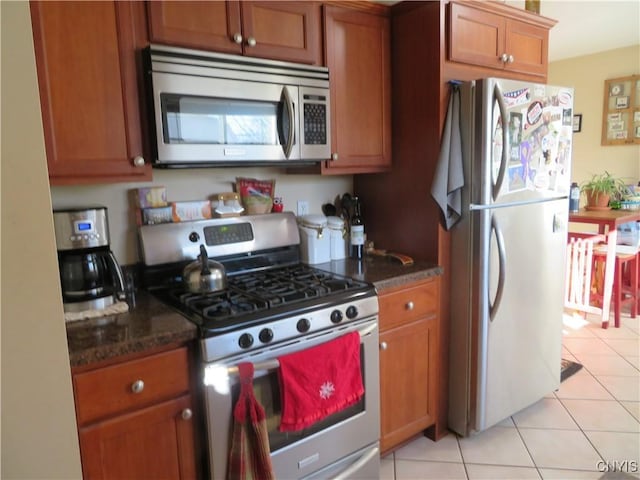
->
378 277 440 454
72 347 200 479
79 394 197 480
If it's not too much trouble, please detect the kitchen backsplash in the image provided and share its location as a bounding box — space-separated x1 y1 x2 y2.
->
51 168 352 265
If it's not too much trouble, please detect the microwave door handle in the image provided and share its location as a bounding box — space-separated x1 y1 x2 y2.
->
281 87 295 158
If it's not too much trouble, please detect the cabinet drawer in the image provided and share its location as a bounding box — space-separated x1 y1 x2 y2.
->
378 279 439 331
74 348 190 425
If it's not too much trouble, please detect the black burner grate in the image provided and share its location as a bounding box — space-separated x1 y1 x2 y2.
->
155 263 372 333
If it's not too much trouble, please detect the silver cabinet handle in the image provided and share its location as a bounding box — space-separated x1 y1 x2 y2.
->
380 342 388 350
181 408 193 420
331 152 339 161
131 380 144 394
246 36 257 47
132 156 145 167
233 33 243 44
406 301 414 311
500 53 509 62
507 54 514 63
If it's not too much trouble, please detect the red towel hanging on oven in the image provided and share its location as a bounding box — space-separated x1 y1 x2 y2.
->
277 331 364 432
227 362 275 480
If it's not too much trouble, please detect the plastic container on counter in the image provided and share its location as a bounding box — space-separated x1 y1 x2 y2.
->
297 214 331 265
327 216 347 260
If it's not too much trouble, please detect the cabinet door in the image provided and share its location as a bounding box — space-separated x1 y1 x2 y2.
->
147 1 243 54
379 316 438 453
30 1 151 184
448 2 505 70
448 1 553 79
504 18 548 77
79 395 197 480
241 1 322 64
323 6 391 174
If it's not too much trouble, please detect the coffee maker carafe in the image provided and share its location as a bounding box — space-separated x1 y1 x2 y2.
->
53 206 125 313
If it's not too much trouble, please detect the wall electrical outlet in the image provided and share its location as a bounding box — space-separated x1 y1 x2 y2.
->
297 200 309 216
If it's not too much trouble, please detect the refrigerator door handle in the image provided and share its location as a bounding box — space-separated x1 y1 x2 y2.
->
489 213 506 322
492 82 510 202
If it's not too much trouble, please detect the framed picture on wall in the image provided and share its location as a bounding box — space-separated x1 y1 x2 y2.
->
572 114 582 133
616 96 629 108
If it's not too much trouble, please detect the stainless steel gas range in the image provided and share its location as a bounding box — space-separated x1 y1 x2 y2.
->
139 212 380 480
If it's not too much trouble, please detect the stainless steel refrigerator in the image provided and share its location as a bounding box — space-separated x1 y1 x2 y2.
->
449 77 574 436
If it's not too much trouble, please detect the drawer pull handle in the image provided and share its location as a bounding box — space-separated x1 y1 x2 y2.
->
181 408 193 420
131 380 144 394
380 342 388 350
406 301 414 311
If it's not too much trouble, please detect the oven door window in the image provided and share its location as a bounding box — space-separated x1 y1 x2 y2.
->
231 348 366 452
161 94 289 147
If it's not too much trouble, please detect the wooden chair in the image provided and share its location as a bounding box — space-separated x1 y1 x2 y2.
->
565 234 606 318
592 244 639 328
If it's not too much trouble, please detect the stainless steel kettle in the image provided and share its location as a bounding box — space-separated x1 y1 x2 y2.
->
183 244 227 293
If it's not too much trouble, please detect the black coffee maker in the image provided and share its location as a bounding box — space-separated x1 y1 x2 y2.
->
53 206 125 312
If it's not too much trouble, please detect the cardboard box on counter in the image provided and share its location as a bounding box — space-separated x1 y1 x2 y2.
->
171 201 212 222
136 206 173 226
131 186 168 209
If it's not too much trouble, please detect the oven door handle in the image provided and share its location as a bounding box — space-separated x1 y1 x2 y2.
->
329 445 379 480
225 321 378 376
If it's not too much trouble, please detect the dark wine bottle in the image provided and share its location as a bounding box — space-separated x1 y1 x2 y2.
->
350 196 364 260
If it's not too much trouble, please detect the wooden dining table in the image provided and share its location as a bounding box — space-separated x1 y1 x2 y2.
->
569 208 640 327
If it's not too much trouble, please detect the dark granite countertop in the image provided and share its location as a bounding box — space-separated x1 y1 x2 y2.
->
66 257 441 368
66 291 197 368
313 256 443 291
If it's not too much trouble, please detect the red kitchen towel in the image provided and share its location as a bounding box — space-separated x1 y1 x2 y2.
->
278 331 364 432
227 362 275 480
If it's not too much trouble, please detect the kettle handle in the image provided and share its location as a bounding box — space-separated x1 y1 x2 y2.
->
199 244 211 275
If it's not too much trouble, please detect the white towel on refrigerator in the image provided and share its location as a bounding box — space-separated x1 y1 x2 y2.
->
431 85 464 230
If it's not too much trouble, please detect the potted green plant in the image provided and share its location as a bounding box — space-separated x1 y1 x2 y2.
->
580 171 629 210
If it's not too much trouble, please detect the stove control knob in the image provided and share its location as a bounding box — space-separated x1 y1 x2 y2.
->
330 309 343 324
346 305 358 319
188 232 200 243
259 328 274 344
238 333 254 349
297 318 311 333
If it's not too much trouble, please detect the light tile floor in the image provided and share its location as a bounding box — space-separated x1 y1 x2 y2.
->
380 311 640 479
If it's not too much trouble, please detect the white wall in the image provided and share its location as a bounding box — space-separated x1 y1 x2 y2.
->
548 45 640 188
52 170 352 265
1 2 82 478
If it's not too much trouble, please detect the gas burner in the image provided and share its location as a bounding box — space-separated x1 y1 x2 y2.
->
170 289 270 322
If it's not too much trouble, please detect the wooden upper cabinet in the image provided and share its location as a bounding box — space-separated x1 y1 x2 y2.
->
30 1 151 185
322 5 391 174
147 1 322 65
147 1 243 55
447 0 556 79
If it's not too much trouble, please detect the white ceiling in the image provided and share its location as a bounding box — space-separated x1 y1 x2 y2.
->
510 0 640 62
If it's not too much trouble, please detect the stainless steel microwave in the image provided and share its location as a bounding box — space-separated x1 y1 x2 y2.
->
144 45 331 167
